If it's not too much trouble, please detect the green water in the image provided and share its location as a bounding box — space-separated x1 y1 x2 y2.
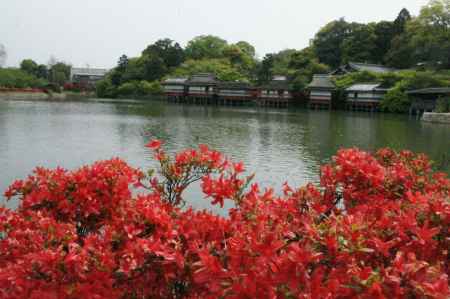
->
1 99 449 213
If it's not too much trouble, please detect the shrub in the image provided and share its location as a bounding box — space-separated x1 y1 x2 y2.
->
380 85 410 113
96 79 117 98
138 80 163 95
117 81 138 96
0 68 48 89
435 96 450 113
1 142 449 298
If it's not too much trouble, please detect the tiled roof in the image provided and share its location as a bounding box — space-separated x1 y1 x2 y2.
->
346 83 386 92
162 77 188 85
217 82 251 89
70 67 109 77
348 62 396 73
406 87 450 95
308 74 335 89
331 62 396 75
187 73 218 86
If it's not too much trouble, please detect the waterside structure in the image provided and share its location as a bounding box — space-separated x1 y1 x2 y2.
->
307 74 335 109
345 83 388 111
407 88 450 115
162 74 295 108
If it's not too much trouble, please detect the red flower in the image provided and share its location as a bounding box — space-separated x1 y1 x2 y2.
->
145 139 162 150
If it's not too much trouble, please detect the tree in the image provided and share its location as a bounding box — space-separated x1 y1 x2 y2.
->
289 48 329 91
235 41 256 58
36 64 49 80
223 44 256 77
257 54 275 84
373 21 395 63
172 58 247 82
138 53 167 82
0 44 6 68
393 8 412 35
409 0 450 68
117 54 129 71
341 23 377 63
384 33 415 68
142 38 185 68
20 59 38 76
185 35 228 60
313 18 352 68
49 62 71 86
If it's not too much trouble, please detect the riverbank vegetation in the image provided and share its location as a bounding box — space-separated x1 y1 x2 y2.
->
0 56 71 91
1 142 449 298
96 0 450 102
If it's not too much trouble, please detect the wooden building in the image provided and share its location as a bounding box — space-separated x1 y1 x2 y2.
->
162 78 188 102
186 73 218 104
407 87 450 115
216 82 255 106
70 67 109 86
258 76 293 108
307 74 335 109
345 83 388 111
331 62 395 75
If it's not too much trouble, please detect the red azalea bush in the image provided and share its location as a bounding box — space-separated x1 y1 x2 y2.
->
1 141 449 298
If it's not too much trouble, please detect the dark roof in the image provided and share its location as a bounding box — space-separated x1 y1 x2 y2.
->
346 83 388 92
349 62 396 73
406 87 450 95
260 77 292 90
331 62 395 75
308 74 335 90
217 81 251 90
186 73 218 86
162 77 188 85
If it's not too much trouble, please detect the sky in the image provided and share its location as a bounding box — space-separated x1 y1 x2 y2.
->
0 0 428 69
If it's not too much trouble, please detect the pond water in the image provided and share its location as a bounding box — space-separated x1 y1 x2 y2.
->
1 98 449 214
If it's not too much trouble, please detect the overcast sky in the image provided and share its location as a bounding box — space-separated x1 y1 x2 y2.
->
1 0 427 68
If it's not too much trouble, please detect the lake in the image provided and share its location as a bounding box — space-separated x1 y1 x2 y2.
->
1 98 449 214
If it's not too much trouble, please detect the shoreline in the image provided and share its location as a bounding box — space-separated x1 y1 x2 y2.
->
0 90 94 101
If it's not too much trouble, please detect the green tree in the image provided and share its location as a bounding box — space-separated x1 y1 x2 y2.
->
289 48 329 91
0 68 47 88
110 55 129 86
172 58 247 82
20 59 38 76
142 38 185 68
138 53 168 82
410 0 450 68
49 62 71 86
235 41 256 58
341 23 377 63
384 33 415 68
373 21 395 63
36 64 48 79
393 8 412 35
185 35 228 60
257 54 275 84
223 44 256 77
313 18 352 68
96 78 117 98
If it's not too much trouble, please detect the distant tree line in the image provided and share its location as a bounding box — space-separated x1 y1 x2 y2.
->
97 0 450 99
0 53 71 91
1 0 449 105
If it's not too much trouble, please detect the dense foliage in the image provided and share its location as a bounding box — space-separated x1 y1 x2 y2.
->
1 141 449 298
0 68 48 89
332 70 450 112
312 1 450 69
94 0 450 100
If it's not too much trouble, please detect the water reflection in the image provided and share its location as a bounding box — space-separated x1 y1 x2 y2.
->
1 99 449 213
